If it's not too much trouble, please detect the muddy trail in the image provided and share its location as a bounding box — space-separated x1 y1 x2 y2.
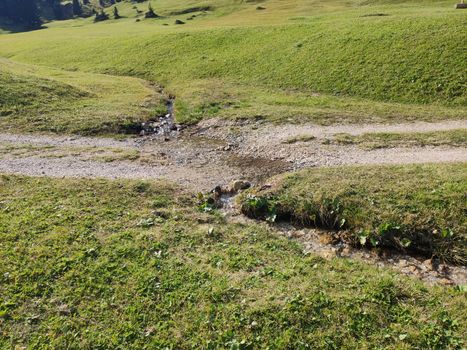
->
0 118 466 285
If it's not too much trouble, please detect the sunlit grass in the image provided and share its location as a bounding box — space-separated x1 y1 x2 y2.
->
0 0 465 129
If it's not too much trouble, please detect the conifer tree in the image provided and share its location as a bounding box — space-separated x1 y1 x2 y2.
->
145 2 158 18
72 0 82 17
113 6 121 19
3 0 41 29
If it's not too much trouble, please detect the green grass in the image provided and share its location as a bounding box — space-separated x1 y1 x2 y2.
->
241 163 467 264
0 0 465 129
328 129 467 149
0 58 165 135
0 174 466 348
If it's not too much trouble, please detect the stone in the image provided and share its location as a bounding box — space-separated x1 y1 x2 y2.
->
398 259 408 267
291 230 306 238
341 247 352 257
229 180 251 193
321 250 335 260
423 259 435 271
439 278 454 286
57 304 71 315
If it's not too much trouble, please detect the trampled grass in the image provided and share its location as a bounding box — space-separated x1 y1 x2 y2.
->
241 163 467 264
0 0 465 129
0 174 466 348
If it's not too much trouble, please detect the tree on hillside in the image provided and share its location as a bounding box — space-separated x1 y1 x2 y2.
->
113 6 121 19
72 0 82 16
1 0 41 29
94 9 109 22
145 3 158 18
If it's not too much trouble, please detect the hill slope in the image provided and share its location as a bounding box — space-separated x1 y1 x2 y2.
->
0 58 163 134
0 0 465 126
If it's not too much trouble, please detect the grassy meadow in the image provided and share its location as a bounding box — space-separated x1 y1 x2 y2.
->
0 1 466 348
328 129 467 149
0 174 466 348
0 0 465 131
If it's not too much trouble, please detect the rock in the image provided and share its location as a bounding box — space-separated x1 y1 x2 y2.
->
212 186 222 200
57 304 71 315
439 264 450 274
341 247 352 257
423 259 435 271
290 230 306 238
398 259 408 267
259 184 272 191
175 19 185 25
228 180 251 193
321 250 336 260
439 278 454 286
405 265 418 274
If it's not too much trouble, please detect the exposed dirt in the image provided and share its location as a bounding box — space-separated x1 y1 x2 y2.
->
223 203 467 287
0 119 465 191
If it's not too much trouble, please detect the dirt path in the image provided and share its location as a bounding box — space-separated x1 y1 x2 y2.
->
0 119 465 191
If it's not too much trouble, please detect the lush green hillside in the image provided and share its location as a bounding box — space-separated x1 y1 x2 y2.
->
0 0 465 127
0 58 164 134
0 174 465 348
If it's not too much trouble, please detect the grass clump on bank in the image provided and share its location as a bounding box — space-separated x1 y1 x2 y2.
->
0 174 466 348
329 129 467 149
0 59 164 135
241 163 467 264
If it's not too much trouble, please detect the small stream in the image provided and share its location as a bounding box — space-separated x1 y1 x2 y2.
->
140 96 180 138
217 190 466 287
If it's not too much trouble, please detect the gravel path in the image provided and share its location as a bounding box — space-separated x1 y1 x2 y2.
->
0 119 466 191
